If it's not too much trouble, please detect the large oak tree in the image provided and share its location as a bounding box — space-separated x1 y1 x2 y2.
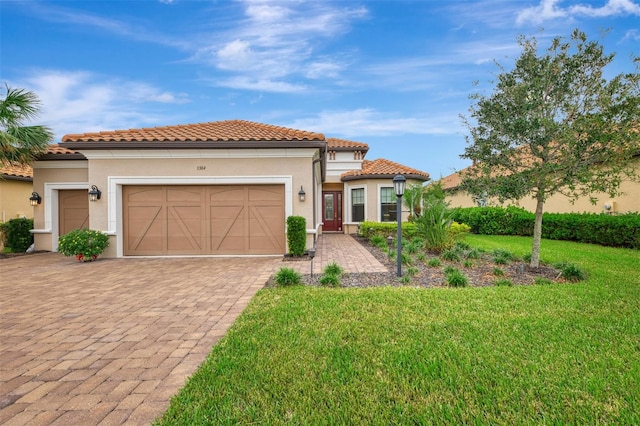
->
461 30 640 268
1 84 53 167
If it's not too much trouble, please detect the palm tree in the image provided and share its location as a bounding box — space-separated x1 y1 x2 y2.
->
402 183 424 220
1 84 53 166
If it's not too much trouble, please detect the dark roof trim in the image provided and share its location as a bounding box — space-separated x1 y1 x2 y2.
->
37 153 87 161
1 174 33 182
328 146 370 152
60 141 328 150
342 174 430 182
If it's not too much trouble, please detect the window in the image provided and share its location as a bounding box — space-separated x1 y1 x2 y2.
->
380 187 397 222
351 188 364 222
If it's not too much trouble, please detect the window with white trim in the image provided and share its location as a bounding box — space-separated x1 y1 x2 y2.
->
380 187 397 222
351 188 364 222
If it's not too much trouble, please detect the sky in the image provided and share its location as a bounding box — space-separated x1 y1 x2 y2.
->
1 0 639 179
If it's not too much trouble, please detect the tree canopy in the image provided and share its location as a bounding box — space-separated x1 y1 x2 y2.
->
461 29 640 268
1 84 53 166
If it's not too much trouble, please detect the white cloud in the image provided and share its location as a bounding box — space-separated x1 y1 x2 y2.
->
191 0 368 92
622 28 640 41
286 109 459 137
12 70 189 140
517 0 640 25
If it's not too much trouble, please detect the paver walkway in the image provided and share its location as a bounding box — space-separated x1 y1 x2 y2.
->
0 234 385 425
286 233 388 275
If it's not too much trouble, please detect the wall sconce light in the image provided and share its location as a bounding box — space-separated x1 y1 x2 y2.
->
29 192 42 206
298 186 306 202
88 185 102 202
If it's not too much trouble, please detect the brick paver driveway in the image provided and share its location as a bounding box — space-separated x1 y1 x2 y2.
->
0 253 280 425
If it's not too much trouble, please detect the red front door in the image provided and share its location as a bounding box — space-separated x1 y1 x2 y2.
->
322 191 342 232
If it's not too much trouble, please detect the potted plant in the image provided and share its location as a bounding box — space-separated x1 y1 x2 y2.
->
58 228 109 262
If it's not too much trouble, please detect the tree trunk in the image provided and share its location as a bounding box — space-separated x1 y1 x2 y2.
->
531 197 544 269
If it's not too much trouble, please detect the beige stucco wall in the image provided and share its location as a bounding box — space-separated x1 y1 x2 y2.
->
0 179 33 222
445 174 640 214
34 149 320 257
341 178 425 233
31 161 89 252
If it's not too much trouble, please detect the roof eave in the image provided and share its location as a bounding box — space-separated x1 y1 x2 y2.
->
342 173 430 182
36 153 88 161
59 140 328 150
1 174 33 182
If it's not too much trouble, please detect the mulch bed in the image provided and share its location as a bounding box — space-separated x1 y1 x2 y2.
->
272 236 561 288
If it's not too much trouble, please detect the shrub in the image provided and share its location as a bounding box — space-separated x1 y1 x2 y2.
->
0 218 34 252
414 198 455 252
493 267 505 276
494 279 514 287
405 239 421 254
415 252 427 262
441 248 461 262
58 228 109 260
452 207 640 249
555 262 587 282
401 252 413 265
370 235 387 249
463 260 474 268
286 216 306 256
319 273 341 287
427 258 441 268
359 221 418 240
444 267 468 287
493 249 515 265
323 262 344 276
406 266 419 277
466 248 481 259
454 241 471 251
274 267 302 286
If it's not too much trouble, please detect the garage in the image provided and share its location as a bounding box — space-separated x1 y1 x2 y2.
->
123 185 285 256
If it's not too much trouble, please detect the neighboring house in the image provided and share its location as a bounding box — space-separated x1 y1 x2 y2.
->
439 156 640 214
31 120 430 258
0 162 34 223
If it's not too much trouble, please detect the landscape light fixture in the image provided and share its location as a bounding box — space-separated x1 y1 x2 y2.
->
298 186 306 202
88 185 102 202
29 192 42 206
393 174 406 277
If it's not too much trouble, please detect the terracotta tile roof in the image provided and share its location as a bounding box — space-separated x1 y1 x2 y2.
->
0 162 33 179
439 169 465 190
45 144 80 155
327 138 369 150
341 158 430 181
62 120 325 143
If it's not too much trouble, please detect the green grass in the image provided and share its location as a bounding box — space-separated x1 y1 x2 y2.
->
158 236 640 425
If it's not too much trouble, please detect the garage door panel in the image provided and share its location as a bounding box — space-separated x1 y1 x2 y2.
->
124 185 284 255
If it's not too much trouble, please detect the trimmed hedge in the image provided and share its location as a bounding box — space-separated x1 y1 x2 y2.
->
0 218 34 252
359 221 417 240
452 207 640 249
286 216 307 256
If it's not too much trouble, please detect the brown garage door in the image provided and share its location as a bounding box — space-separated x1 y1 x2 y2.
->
59 189 89 236
123 185 285 256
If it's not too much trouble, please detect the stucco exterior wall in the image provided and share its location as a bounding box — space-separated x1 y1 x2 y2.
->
342 178 425 232
0 179 33 222
31 161 89 252
34 149 320 257
445 173 640 214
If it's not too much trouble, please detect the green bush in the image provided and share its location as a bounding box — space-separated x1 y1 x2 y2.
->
274 267 302 286
57 228 109 260
286 216 307 256
369 235 387 249
323 262 344 276
0 218 34 252
452 207 640 249
463 260 474 268
441 248 461 262
319 273 340 287
427 258 441 268
406 266 419 277
444 267 468 287
494 279 514 287
492 249 515 265
555 262 587 282
493 267 505 276
414 198 454 252
359 221 417 240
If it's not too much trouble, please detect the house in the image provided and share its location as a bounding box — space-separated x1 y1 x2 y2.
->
0 162 34 223
439 156 640 214
31 120 430 258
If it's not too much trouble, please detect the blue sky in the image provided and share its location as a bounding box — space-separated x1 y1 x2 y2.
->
1 0 639 178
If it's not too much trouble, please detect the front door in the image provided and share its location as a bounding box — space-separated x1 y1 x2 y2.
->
322 191 342 232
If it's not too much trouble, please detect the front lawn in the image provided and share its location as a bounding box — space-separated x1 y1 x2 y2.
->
157 236 640 425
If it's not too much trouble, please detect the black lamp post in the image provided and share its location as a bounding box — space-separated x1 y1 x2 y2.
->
393 174 406 277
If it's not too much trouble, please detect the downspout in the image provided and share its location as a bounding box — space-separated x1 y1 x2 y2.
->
312 156 322 247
